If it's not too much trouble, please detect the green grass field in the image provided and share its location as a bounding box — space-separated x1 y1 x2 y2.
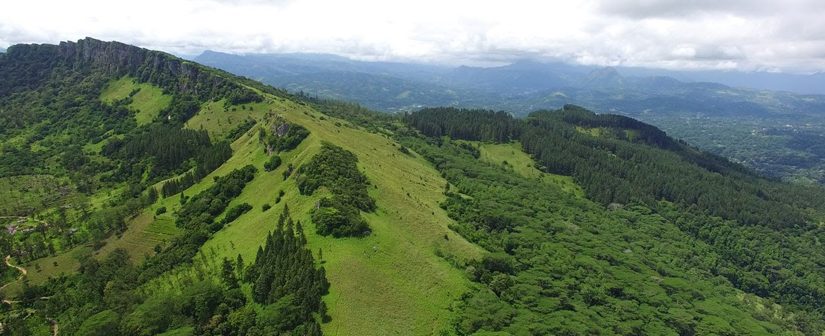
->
100 77 172 125
479 142 585 197
184 99 263 139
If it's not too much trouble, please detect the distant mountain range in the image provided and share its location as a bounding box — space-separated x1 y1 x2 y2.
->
196 51 825 118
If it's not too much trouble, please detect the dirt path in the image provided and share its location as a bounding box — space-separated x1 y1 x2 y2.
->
48 317 58 336
0 255 57 334
0 255 27 292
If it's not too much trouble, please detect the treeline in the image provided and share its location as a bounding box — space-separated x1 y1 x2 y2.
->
103 125 211 176
406 105 825 230
297 143 375 237
160 141 232 198
101 124 232 197
520 111 813 229
405 107 521 142
141 165 256 282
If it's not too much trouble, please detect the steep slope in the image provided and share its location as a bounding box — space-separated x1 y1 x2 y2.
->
0 39 480 335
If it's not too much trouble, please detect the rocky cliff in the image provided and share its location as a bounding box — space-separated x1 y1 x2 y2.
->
2 37 261 102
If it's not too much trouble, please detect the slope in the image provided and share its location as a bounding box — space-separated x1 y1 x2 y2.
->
0 38 483 335
404 105 825 334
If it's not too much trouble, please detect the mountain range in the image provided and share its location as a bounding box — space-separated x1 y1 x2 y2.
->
195 51 825 116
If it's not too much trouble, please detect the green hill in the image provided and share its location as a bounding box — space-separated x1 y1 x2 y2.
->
1 38 825 335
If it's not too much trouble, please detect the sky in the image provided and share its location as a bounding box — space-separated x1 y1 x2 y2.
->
2 0 825 73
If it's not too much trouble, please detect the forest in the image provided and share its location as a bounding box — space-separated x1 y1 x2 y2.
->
403 105 825 334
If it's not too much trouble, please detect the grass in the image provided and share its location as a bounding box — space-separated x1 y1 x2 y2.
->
14 91 484 335
184 100 264 139
1 245 92 295
478 142 585 197
100 77 172 125
163 96 483 335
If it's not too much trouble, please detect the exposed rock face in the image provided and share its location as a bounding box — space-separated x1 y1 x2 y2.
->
2 37 259 101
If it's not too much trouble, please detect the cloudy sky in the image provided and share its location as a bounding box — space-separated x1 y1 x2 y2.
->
1 0 824 72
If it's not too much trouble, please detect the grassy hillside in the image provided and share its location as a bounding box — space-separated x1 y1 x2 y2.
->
181 95 482 335
4 86 483 335
100 76 172 125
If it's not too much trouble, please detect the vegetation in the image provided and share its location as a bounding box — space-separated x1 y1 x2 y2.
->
404 105 825 334
297 143 375 237
7 38 825 336
259 119 310 154
263 155 282 172
245 206 329 334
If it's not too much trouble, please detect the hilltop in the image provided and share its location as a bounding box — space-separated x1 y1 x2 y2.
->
1 39 825 335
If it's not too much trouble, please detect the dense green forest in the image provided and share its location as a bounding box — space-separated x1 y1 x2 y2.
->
403 105 825 334
4 38 825 335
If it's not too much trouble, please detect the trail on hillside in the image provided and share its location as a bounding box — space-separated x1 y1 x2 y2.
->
48 317 58 336
1 255 57 334
0 255 27 292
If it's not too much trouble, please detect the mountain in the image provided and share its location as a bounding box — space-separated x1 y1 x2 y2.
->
618 66 825 95
3 38 825 335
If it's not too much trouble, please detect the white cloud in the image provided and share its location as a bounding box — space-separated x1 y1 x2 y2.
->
1 0 824 72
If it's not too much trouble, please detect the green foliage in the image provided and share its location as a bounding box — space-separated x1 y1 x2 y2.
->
244 206 328 334
155 206 167 215
76 310 120 336
297 142 375 211
407 105 825 230
263 155 282 172
141 165 256 281
261 121 310 153
225 118 256 141
311 198 370 237
220 203 252 226
405 107 521 142
402 136 806 335
297 142 375 237
104 125 211 177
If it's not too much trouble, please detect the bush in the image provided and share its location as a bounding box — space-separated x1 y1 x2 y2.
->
264 155 282 172
311 198 370 237
155 206 167 215
262 203 271 211
297 143 376 237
